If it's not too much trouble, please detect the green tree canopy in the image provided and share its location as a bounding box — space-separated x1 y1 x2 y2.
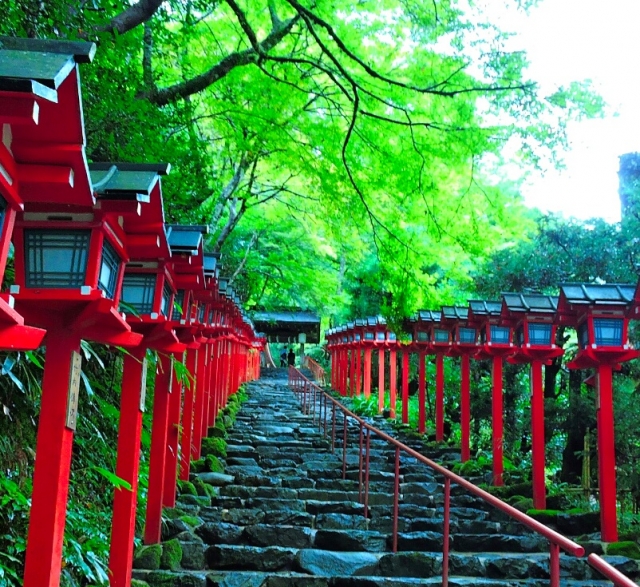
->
1 0 603 319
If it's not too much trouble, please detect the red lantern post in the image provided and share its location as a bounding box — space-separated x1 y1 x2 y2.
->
441 306 479 463
373 316 388 413
362 317 377 399
559 283 638 542
502 293 563 511
388 331 398 418
5 40 153 587
354 318 365 396
422 310 452 442
411 314 431 434
468 300 514 486
89 162 187 586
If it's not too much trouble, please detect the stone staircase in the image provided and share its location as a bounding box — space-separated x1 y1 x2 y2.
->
132 378 640 587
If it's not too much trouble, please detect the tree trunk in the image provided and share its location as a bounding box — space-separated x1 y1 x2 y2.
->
560 369 591 484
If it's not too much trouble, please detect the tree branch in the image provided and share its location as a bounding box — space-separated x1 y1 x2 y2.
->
97 0 164 35
229 230 261 286
142 14 301 105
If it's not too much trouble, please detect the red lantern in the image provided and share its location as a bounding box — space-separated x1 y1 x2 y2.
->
468 300 514 487
501 293 564 511
558 283 638 542
441 306 477 462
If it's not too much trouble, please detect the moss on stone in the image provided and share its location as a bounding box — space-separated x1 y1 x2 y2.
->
606 541 640 559
208 423 227 439
508 496 534 512
162 507 188 520
619 530 640 543
179 515 203 528
193 479 207 496
191 458 206 473
526 509 560 525
176 480 197 496
160 538 183 570
205 455 224 473
201 436 227 458
458 460 483 476
133 543 162 570
144 570 181 586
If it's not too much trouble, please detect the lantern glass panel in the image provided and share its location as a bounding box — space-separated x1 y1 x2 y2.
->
434 329 449 343
198 304 206 323
376 332 385 341
480 328 487 344
515 326 525 346
98 239 120 300
172 290 185 320
594 318 623 347
458 327 476 344
355 333 361 341
578 322 589 349
365 332 374 340
388 332 397 341
490 325 510 344
160 284 172 317
121 273 156 314
529 323 552 345
417 331 429 342
25 229 90 288
342 336 348 343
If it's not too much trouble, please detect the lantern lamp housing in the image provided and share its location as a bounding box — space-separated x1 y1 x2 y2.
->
558 283 638 369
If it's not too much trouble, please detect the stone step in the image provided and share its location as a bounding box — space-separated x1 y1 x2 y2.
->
150 379 640 587
193 544 640 582
133 568 617 587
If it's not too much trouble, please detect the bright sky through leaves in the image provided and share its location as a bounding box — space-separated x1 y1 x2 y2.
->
484 0 640 222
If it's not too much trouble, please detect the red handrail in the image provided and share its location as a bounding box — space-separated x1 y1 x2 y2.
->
302 355 326 385
288 367 598 587
588 554 640 587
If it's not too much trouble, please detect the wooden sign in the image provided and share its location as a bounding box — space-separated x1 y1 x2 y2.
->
139 357 148 412
65 351 82 430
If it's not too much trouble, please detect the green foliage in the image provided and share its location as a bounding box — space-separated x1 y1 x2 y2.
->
351 395 379 418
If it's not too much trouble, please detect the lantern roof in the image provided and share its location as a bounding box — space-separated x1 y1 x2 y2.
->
354 318 365 327
469 300 502 316
203 253 219 278
441 306 469 321
418 310 440 323
502 293 558 315
166 224 207 256
0 37 97 210
0 37 96 100
347 321 355 329
559 283 635 306
90 162 169 202
90 162 172 260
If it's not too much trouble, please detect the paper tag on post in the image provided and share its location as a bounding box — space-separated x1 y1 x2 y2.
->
139 357 148 412
66 351 82 430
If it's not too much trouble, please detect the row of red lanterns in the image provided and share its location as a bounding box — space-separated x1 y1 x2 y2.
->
327 286 639 542
0 37 264 586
